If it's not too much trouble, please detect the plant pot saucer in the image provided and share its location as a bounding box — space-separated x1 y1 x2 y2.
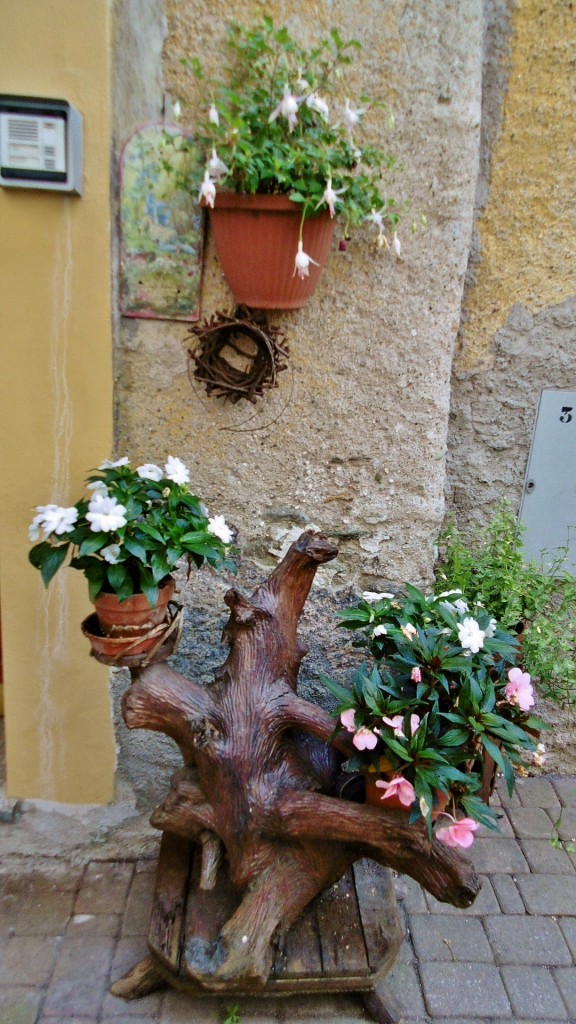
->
81 604 182 668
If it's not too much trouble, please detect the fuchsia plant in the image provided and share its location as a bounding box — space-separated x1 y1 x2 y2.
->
172 16 421 275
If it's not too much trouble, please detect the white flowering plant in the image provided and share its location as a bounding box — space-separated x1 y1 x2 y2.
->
324 585 546 842
28 457 236 605
173 16 418 260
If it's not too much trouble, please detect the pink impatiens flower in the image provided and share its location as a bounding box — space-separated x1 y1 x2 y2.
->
375 776 416 807
352 727 378 751
436 816 479 849
382 714 405 737
409 714 421 736
340 708 357 733
505 667 534 712
411 666 422 683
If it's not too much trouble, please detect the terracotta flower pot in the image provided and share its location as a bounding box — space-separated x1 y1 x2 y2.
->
93 576 175 637
207 193 335 309
81 604 182 668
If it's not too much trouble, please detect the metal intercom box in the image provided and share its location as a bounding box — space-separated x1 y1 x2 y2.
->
0 95 82 195
519 388 576 573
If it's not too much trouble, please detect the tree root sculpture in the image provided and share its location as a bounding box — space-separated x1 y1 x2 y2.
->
122 531 481 990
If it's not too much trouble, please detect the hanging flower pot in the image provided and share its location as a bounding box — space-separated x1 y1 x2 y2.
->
81 600 183 668
206 193 334 309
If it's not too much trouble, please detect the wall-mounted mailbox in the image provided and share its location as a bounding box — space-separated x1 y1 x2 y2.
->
0 95 82 195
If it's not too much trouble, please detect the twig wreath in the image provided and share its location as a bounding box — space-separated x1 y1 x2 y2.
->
187 307 289 404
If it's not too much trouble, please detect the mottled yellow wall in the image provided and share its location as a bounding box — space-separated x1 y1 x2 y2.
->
456 0 575 373
0 0 116 801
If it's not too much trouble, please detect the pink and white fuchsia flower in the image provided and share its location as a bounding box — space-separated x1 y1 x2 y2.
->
269 87 300 132
293 241 320 280
198 170 216 208
317 177 346 218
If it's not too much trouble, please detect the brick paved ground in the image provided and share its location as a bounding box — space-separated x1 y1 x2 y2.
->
0 775 574 1024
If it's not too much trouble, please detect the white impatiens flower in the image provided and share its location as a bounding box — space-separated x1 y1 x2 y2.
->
164 456 190 485
306 93 329 121
293 241 320 280
207 515 233 545
392 231 401 257
372 624 388 637
28 514 44 542
484 617 498 638
269 87 300 132
101 543 122 564
453 598 469 616
317 177 346 218
198 170 216 208
207 148 229 179
87 480 109 498
86 495 128 533
29 504 78 540
136 463 164 482
362 591 394 603
457 616 486 654
99 457 130 470
208 103 219 126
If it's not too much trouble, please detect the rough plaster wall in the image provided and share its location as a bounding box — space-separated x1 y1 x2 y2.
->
116 0 483 588
111 0 483 805
447 0 576 531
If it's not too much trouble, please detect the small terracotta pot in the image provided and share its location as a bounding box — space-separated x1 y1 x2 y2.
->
93 577 175 637
206 193 335 309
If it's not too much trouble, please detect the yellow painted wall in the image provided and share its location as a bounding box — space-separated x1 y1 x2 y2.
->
456 0 576 372
0 1 116 801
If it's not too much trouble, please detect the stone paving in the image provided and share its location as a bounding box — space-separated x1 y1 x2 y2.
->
0 775 574 1024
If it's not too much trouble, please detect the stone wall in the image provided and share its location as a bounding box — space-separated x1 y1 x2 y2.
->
114 0 483 591
111 0 484 804
111 0 575 805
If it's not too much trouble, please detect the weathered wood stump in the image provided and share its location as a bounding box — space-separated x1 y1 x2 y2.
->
112 531 481 1016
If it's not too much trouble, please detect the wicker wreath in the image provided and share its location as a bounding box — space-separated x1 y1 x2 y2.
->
187 307 289 404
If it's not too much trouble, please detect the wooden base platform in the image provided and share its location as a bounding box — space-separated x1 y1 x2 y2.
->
111 832 406 1023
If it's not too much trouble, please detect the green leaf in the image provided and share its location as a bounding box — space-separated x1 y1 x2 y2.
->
30 543 69 587
138 569 159 608
320 675 355 704
107 563 127 591
79 534 106 556
123 537 148 563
